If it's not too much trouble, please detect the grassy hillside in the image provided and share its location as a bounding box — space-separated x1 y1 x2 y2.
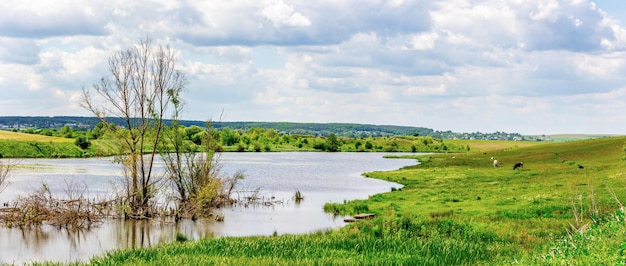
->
343 137 626 264
0 130 117 158
0 130 73 142
0 131 82 158
534 134 620 142
89 137 626 264
444 139 548 152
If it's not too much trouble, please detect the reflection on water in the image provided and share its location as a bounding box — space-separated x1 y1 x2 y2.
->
0 218 219 264
0 152 417 264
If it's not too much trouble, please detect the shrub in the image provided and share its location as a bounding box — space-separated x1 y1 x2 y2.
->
236 144 246 152
74 136 91 150
313 142 327 151
176 232 188 242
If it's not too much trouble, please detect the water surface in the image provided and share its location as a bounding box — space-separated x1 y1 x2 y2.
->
0 152 417 263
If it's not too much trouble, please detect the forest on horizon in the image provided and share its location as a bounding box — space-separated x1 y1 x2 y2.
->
0 115 528 140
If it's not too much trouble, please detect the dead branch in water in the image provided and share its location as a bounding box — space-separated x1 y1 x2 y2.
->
0 182 112 229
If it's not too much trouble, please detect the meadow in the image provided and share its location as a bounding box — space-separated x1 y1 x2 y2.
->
77 136 626 265
0 130 121 158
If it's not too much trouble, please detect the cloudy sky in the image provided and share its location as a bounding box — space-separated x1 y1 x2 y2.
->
0 0 625 135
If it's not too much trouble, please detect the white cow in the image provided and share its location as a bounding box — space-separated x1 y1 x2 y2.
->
493 159 499 168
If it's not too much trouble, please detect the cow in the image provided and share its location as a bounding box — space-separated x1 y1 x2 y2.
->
513 162 524 170
493 159 499 168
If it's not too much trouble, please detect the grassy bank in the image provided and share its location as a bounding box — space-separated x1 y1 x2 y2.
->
88 217 499 265
0 131 118 158
0 131 82 158
359 137 626 263
83 137 626 265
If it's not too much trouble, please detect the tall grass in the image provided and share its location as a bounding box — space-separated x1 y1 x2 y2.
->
527 209 626 265
323 200 369 215
293 189 304 204
90 214 501 265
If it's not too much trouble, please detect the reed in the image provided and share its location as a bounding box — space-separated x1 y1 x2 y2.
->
293 189 304 203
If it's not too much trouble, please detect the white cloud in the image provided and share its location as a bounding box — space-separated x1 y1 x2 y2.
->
0 0 110 38
0 38 41 64
408 31 440 50
385 0 405 8
528 0 560 21
261 0 311 27
0 0 626 134
25 73 43 91
572 52 626 77
403 84 447 96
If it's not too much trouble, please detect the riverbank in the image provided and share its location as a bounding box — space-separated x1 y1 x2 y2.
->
0 129 481 158
87 137 626 264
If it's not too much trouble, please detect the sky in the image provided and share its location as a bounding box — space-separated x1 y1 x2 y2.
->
1 0 626 135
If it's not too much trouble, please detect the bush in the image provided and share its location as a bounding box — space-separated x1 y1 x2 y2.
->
236 144 246 152
313 142 327 151
74 136 91 150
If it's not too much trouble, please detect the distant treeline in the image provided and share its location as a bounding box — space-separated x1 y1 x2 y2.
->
0 116 525 140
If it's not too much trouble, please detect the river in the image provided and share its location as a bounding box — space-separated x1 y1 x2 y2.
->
0 152 417 264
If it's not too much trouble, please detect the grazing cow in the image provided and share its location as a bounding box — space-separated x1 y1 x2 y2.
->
513 162 524 170
578 165 584 169
493 159 499 168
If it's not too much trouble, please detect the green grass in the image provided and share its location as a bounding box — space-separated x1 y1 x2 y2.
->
534 134 620 142
89 215 501 265
362 137 626 263
0 131 119 158
0 140 86 158
0 130 74 142
45 137 626 264
525 209 626 265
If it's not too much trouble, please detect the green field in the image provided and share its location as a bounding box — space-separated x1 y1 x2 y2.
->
534 134 620 142
82 137 626 265
0 130 118 158
0 130 73 142
0 128 473 158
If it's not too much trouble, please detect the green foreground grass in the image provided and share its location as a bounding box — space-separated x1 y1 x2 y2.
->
85 219 498 265
77 137 626 265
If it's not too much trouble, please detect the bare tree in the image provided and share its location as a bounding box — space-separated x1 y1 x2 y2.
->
81 37 186 218
0 159 16 194
161 100 242 218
